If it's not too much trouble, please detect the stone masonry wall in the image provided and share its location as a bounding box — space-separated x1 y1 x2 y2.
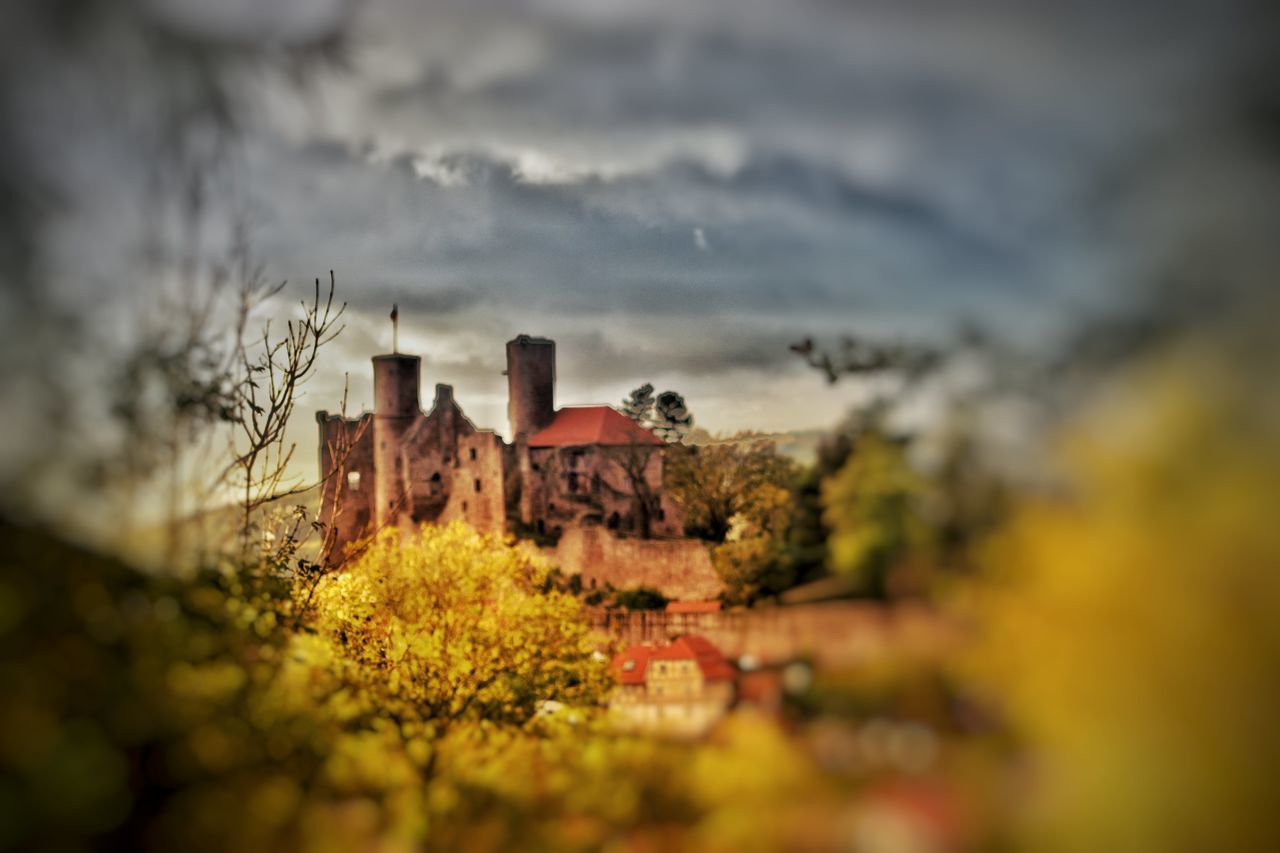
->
551 525 722 601
438 430 506 536
588 601 959 668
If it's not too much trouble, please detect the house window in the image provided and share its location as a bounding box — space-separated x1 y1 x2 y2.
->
429 471 441 496
469 447 477 461
347 470 361 491
568 472 579 492
474 478 482 492
548 503 556 514
462 501 468 512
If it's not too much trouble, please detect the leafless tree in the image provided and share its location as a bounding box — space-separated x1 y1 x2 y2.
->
605 441 661 540
215 270 346 557
790 335 941 386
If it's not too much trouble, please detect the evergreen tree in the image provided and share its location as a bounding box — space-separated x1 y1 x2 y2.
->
620 383 655 425
653 390 693 442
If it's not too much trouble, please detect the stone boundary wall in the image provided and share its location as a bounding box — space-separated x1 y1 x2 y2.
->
588 600 957 668
552 526 723 601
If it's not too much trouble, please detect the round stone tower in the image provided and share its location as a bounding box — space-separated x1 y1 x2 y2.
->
505 335 556 441
372 354 421 529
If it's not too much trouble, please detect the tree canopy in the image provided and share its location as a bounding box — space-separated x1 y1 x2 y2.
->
303 523 610 737
619 383 657 425
664 437 796 544
620 383 695 442
821 430 933 597
653 391 694 443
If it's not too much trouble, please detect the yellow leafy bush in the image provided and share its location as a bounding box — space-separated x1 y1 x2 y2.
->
303 522 611 736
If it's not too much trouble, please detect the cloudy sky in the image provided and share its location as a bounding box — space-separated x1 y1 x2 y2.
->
7 0 1275 453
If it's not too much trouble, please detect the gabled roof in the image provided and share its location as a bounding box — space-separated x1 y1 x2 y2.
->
648 635 736 681
528 405 665 448
612 644 653 685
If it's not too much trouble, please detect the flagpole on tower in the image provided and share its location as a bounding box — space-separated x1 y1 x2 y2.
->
391 303 399 353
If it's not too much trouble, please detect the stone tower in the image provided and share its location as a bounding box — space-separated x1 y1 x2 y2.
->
506 335 555 524
506 335 556 440
371 353 421 529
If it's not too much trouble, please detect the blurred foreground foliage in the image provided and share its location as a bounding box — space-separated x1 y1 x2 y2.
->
822 430 934 598
966 338 1280 852
0 521 851 851
4 320 1279 853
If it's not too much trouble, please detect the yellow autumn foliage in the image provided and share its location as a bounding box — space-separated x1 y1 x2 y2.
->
302 522 611 734
968 344 1280 851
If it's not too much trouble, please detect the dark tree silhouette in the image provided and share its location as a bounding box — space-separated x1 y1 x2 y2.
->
653 391 693 443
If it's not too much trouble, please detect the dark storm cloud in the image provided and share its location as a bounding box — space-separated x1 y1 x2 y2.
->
242 0 1267 370
554 326 812 383
248 136 1040 340
9 0 1274 444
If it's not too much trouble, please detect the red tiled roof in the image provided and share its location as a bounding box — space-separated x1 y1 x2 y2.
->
611 644 653 685
736 669 784 705
649 635 736 681
666 600 722 614
528 406 665 448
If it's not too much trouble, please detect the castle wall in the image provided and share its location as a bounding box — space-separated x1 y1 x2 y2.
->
527 445 683 538
552 525 722 601
399 385 465 526
319 372 507 553
515 439 536 525
393 384 507 537
589 601 959 668
438 430 506 535
315 411 375 558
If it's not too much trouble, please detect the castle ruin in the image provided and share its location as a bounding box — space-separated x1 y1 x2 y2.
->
316 333 720 600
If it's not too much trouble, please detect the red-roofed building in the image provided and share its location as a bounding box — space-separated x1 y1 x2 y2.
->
529 406 665 448
508 336 686 541
609 635 736 737
612 644 654 687
666 600 722 615
650 635 737 683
